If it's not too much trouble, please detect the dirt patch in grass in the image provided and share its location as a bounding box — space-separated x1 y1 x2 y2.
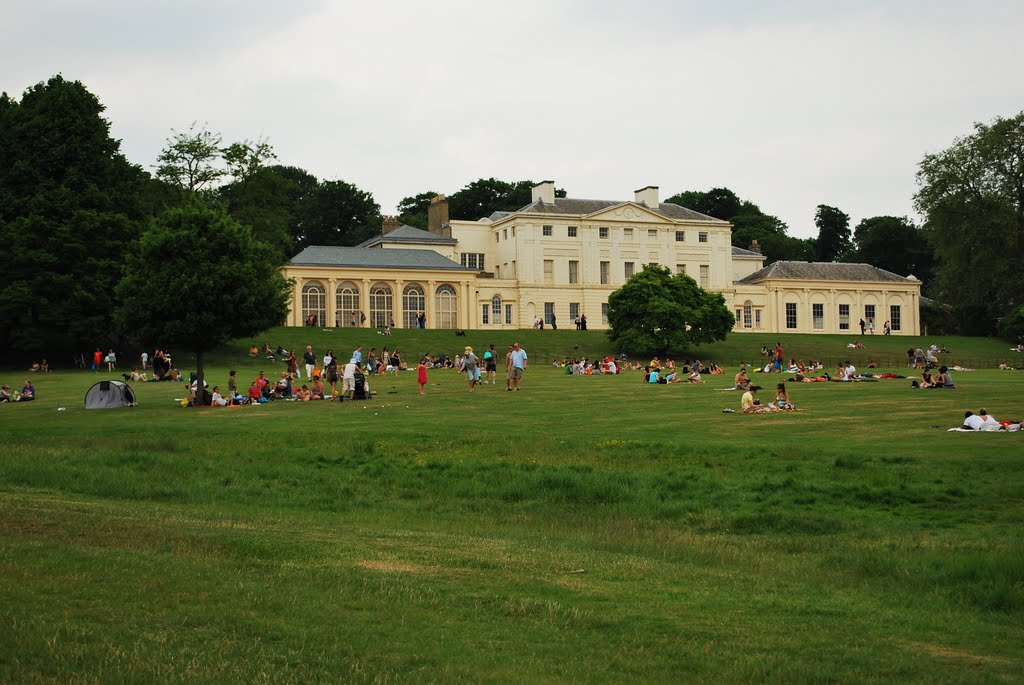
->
897 640 1020 667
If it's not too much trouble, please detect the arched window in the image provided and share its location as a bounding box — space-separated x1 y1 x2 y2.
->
369 283 393 329
743 301 752 329
435 284 457 329
301 281 326 327
336 282 360 327
491 295 502 324
402 284 425 329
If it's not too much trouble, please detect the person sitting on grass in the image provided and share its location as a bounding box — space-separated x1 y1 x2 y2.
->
734 367 752 390
311 377 326 400
296 385 312 402
211 386 229 407
741 386 769 413
247 381 262 404
1 384 12 402
772 382 795 411
18 379 36 402
687 367 704 384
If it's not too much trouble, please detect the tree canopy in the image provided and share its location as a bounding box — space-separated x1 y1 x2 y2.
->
114 206 291 389
0 75 151 355
813 205 851 262
848 215 933 282
916 111 1024 334
607 265 733 355
666 188 815 264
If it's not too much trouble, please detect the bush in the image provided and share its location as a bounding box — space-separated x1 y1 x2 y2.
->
997 304 1024 344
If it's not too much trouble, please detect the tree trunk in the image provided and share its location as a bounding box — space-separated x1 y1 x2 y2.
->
195 349 208 406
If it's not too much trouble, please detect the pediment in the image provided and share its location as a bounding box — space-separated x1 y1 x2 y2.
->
584 202 671 223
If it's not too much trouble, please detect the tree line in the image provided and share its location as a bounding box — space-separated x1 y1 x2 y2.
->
1 75 1021 359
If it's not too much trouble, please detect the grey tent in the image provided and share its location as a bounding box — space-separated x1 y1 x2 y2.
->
84 380 136 409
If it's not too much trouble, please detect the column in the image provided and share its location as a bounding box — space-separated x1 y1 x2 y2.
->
427 280 436 329
361 278 371 327
394 279 404 328
327 277 337 327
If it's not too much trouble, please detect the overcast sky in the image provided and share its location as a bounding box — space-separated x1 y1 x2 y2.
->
3 0 1022 237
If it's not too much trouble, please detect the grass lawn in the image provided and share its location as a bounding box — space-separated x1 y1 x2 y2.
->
1 329 1022 683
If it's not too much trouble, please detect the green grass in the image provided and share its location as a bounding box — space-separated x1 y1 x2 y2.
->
1 329 1023 683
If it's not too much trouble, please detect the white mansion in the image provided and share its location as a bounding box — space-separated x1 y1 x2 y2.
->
281 181 922 335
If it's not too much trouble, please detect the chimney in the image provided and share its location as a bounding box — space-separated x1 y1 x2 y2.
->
428 194 449 235
750 239 761 254
634 185 659 209
382 216 401 234
532 180 556 205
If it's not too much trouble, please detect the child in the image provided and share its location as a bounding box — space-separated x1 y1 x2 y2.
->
417 356 428 395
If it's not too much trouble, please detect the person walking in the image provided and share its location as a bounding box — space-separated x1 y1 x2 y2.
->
303 345 316 379
106 349 117 372
484 344 498 385
417 356 428 395
509 342 528 391
141 350 149 371
463 346 480 392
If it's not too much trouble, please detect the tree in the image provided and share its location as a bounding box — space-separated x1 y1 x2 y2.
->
219 167 296 259
607 265 733 355
293 180 381 250
848 216 934 282
916 112 1024 334
114 206 290 398
155 123 226 195
396 191 440 230
813 204 851 262
448 178 565 220
0 75 151 355
665 188 743 220
222 136 276 182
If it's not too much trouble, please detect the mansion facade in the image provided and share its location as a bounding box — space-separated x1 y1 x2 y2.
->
281 181 922 335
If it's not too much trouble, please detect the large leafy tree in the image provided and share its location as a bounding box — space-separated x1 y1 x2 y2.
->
396 191 440 229
0 76 151 355
848 216 934 283
813 204 851 262
916 112 1024 334
607 265 733 355
293 180 381 250
448 178 566 220
666 189 814 264
115 206 290 396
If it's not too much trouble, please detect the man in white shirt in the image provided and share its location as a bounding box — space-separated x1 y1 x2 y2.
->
844 362 856 379
979 409 1002 431
961 411 984 431
342 359 358 400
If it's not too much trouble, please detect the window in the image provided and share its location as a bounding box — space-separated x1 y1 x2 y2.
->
624 262 635 279
435 284 457 329
569 303 580 321
813 303 824 330
864 304 876 328
623 228 634 239
369 283 393 329
544 302 555 326
743 301 752 329
890 305 902 331
336 282 360 327
649 262 658 268
698 232 708 243
600 261 610 285
599 226 609 239
461 253 485 270
786 302 798 329
699 265 709 289
510 260 516 279
481 304 489 325
502 229 506 240
755 310 761 329
648 229 658 240
736 308 743 326
675 264 686 275
301 281 326 327
402 284 425 328
543 260 554 284
568 226 578 238
491 295 502 319
839 304 850 330
601 303 609 325
675 231 685 242
568 260 579 284
505 304 513 324
543 225 552 237
512 226 515 237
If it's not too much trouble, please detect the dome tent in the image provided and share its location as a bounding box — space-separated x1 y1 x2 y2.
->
84 380 136 409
